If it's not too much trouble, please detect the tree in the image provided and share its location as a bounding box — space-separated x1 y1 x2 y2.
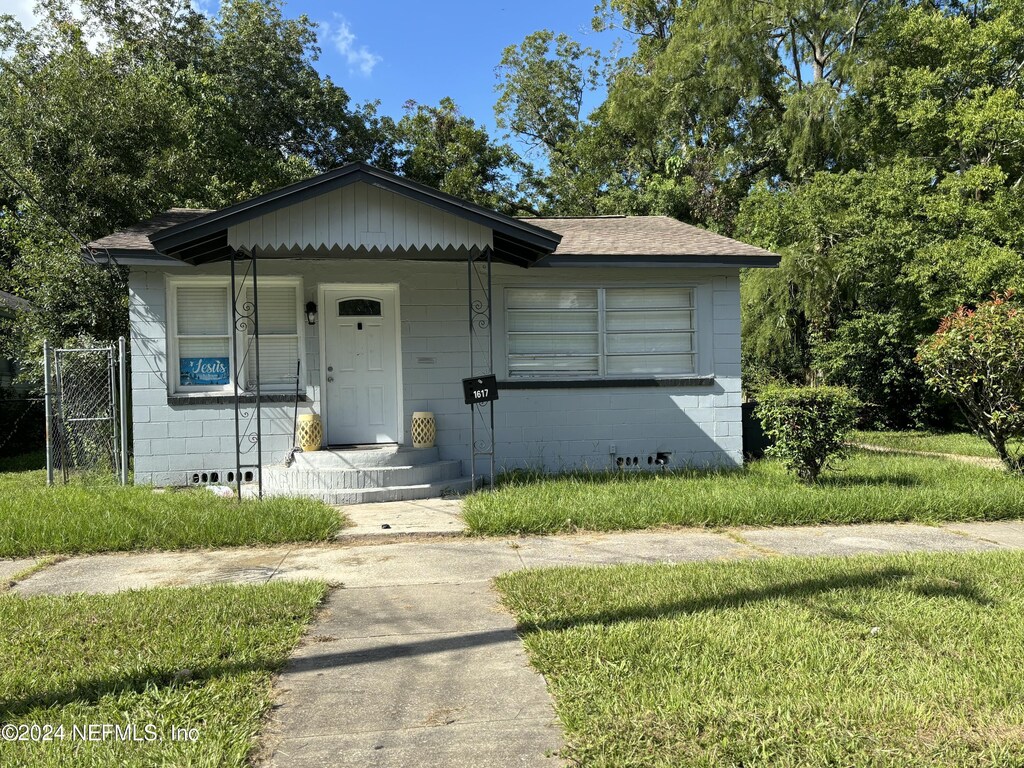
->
494 30 606 214
0 0 394 380
394 98 533 215
582 0 889 229
917 293 1024 473
736 162 933 388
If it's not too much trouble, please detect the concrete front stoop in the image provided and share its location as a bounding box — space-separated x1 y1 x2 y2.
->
263 445 474 505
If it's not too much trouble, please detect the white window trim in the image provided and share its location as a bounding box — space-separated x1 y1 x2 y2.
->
166 275 306 395
503 284 700 380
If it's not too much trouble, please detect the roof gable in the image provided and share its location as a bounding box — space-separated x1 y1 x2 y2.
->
148 163 560 267
227 181 494 257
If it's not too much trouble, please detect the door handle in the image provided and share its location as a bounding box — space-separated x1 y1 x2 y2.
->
327 376 334 383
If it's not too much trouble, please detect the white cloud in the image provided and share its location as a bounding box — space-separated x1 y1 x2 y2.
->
325 15 380 77
190 0 218 18
5 0 37 29
3 0 107 52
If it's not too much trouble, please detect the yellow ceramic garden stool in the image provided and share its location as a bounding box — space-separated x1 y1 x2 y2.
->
411 411 436 449
297 413 323 452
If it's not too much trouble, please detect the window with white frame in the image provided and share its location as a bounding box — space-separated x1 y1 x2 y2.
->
171 283 232 392
505 287 696 378
244 283 303 388
168 278 304 394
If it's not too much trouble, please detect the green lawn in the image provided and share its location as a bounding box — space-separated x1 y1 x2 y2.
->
464 451 1024 535
854 429 1005 459
0 465 343 557
0 581 325 767
497 551 1024 767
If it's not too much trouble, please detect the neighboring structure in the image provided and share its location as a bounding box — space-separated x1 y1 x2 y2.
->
0 290 31 390
87 163 779 502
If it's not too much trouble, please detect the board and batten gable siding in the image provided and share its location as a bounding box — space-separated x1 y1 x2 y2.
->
128 260 742 486
226 181 494 254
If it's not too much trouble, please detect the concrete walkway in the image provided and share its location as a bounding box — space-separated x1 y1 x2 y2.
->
335 498 467 538
261 582 561 767
11 521 1022 597
8 520 1024 767
855 442 1006 470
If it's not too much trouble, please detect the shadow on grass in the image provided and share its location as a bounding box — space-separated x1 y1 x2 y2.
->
0 451 45 474
0 628 523 719
2 568 993 718
512 566 993 633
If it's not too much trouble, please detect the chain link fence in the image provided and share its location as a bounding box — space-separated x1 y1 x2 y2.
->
44 340 128 484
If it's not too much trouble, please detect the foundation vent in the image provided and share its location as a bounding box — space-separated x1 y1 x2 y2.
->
186 469 254 486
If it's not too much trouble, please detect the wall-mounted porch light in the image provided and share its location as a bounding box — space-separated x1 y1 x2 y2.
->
305 301 318 326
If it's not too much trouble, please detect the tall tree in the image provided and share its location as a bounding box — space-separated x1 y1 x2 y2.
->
593 0 886 228
394 97 533 215
0 0 394 378
494 30 607 214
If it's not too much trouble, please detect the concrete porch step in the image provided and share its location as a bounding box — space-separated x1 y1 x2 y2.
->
292 446 439 470
263 444 474 503
316 477 475 505
264 460 464 492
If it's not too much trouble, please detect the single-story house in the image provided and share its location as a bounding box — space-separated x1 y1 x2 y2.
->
87 162 779 502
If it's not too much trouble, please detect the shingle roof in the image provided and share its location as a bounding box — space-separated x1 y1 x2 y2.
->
88 208 213 253
88 209 777 265
521 215 774 259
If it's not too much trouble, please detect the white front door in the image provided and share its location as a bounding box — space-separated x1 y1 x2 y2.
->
322 286 401 445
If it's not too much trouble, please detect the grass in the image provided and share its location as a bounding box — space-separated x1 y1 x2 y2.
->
0 465 343 558
497 551 1024 767
0 580 325 767
464 451 1024 535
853 429 1005 459
0 450 46 473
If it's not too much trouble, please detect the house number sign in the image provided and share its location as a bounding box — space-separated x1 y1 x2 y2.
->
463 374 499 405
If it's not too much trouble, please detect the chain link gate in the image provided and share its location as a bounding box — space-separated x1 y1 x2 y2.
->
44 338 129 484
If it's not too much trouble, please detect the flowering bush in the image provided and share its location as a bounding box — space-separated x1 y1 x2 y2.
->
757 385 859 482
917 292 1024 473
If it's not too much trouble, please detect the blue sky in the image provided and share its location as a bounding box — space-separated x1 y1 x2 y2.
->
281 0 624 158
8 0 625 157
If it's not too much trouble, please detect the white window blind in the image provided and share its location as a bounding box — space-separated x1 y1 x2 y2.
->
245 285 300 388
506 287 696 378
174 285 231 390
604 287 695 375
506 289 600 376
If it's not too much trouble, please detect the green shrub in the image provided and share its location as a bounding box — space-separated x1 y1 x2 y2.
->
917 292 1024 473
757 385 859 482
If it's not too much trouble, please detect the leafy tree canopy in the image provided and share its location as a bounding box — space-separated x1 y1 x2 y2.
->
0 0 433 376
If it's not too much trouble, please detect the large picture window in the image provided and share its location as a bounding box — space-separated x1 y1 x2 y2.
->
506 287 696 378
168 278 304 394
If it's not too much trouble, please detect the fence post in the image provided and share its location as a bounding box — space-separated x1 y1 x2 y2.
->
43 339 54 486
118 336 129 485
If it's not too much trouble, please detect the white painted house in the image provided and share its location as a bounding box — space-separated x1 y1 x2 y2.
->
88 163 779 502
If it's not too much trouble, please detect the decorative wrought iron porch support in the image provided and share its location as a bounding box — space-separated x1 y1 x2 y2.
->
467 245 495 491
230 247 263 499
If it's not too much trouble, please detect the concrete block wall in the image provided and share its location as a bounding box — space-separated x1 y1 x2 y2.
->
128 260 743 485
